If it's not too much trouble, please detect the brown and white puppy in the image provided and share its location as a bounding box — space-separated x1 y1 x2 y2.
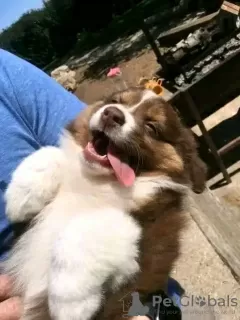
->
4 87 206 320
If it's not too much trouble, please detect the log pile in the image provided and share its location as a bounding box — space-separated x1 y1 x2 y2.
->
159 1 240 87
175 31 240 86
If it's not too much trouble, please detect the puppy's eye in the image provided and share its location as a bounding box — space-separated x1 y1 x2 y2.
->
110 98 119 104
145 122 157 135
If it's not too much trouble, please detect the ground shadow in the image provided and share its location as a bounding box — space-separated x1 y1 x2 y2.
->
82 34 150 80
210 167 240 190
68 8 206 82
70 25 164 82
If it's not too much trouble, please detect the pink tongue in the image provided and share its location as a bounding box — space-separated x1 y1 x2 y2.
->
107 152 136 187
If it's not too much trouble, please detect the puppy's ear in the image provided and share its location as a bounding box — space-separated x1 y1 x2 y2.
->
180 128 207 194
189 153 207 194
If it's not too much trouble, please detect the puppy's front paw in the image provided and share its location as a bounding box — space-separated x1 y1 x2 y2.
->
5 146 66 223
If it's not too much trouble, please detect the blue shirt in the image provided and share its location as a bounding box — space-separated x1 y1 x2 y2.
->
0 49 86 260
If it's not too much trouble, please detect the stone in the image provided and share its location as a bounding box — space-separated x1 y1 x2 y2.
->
51 65 77 92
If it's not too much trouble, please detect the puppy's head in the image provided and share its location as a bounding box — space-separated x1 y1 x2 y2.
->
67 87 207 192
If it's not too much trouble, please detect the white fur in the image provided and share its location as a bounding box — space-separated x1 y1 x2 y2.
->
5 146 65 223
48 209 140 320
4 131 186 320
3 133 141 320
129 90 158 113
89 90 159 139
90 103 136 137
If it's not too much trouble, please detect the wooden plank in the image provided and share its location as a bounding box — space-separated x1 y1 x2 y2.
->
182 91 231 184
158 11 219 46
218 137 240 155
221 4 239 15
189 189 240 280
222 1 240 12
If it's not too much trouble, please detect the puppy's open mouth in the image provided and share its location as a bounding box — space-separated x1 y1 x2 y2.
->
83 130 136 187
92 131 110 157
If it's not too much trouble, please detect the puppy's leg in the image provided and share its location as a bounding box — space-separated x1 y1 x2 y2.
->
5 146 66 223
20 293 51 320
20 299 50 320
48 209 141 320
48 215 103 320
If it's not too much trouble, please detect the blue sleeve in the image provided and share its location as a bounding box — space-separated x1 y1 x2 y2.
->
0 49 86 147
0 49 86 260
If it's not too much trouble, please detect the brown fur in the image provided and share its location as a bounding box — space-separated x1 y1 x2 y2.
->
66 87 207 320
95 189 186 320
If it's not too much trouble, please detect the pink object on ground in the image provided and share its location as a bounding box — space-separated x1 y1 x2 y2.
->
107 67 122 77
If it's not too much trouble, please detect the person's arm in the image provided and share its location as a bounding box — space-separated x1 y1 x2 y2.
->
0 49 87 253
0 50 87 319
0 49 86 151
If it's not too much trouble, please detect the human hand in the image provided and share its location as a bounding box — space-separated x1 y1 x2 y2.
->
0 275 22 320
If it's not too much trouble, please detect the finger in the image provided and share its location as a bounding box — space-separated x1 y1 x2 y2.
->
0 297 22 320
0 276 12 300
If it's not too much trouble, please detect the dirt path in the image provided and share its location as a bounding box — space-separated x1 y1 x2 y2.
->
74 48 158 104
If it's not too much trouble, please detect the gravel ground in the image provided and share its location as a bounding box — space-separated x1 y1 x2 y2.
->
173 210 240 319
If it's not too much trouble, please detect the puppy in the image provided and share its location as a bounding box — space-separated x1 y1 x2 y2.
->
4 87 207 320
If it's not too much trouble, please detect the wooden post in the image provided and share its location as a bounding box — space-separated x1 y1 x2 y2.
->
129 0 168 70
182 90 231 184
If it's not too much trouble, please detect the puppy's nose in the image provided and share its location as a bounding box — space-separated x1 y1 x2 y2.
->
101 107 125 127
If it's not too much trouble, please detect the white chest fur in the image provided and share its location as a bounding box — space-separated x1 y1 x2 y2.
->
4 135 142 320
4 133 186 320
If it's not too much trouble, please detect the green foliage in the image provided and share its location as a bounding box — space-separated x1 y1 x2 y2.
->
0 0 117 67
0 9 55 67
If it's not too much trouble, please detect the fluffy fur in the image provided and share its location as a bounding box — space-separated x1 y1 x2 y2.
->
4 88 207 320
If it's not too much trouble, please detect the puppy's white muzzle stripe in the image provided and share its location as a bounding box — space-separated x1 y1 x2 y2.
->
129 90 158 113
90 104 136 137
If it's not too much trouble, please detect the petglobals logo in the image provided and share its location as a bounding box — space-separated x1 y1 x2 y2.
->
152 294 238 309
180 295 238 308
119 291 239 318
